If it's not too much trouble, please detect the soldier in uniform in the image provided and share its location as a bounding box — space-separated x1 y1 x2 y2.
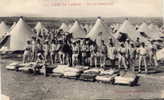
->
43 40 50 62
85 41 91 66
129 43 137 71
138 42 148 73
148 41 158 67
31 36 37 61
99 40 107 68
90 43 97 67
125 39 131 67
118 43 128 70
32 53 44 75
72 42 79 66
50 40 58 64
135 37 141 47
107 42 117 69
36 39 43 54
23 40 32 63
81 41 87 66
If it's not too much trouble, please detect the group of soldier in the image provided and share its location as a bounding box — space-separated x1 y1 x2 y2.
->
23 29 159 73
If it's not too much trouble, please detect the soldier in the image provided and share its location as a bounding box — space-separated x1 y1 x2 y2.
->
72 42 79 66
99 40 107 68
62 40 72 65
43 40 50 62
107 42 117 69
148 41 158 67
125 39 132 68
23 40 32 63
36 39 43 54
90 43 97 67
138 42 148 73
129 43 137 71
118 43 128 70
135 37 141 47
32 53 44 75
81 41 87 66
31 36 37 61
85 41 91 66
50 40 58 64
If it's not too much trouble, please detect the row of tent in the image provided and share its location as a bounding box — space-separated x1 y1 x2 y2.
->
0 17 163 51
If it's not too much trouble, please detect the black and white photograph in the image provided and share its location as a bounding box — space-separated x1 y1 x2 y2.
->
0 0 164 100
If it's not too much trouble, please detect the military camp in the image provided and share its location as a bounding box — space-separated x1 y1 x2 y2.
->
0 16 164 100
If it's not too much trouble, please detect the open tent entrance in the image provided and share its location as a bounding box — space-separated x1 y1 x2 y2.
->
0 35 10 48
118 32 128 42
139 32 149 38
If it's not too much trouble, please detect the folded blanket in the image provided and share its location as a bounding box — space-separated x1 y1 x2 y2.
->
75 66 89 70
18 62 35 72
6 65 17 70
19 62 35 67
53 65 82 77
114 71 137 84
79 72 98 81
100 69 119 75
6 62 20 70
63 71 80 78
96 75 116 82
83 68 101 74
52 65 69 73
114 76 135 84
19 67 33 72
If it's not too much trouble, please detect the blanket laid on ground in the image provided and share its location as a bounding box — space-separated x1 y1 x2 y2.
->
79 68 101 81
95 69 119 83
6 62 21 70
96 74 116 83
52 65 82 78
99 69 119 75
18 62 35 72
83 68 102 74
114 71 138 85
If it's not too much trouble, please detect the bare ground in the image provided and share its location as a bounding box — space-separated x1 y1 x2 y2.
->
1 59 164 100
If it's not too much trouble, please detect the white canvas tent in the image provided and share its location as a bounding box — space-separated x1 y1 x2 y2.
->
34 22 48 34
68 24 72 29
114 20 146 42
88 24 93 31
83 24 90 33
148 24 163 39
0 21 10 38
148 24 160 32
8 18 33 51
86 18 116 46
7 22 16 34
68 20 86 38
59 23 69 32
137 22 152 38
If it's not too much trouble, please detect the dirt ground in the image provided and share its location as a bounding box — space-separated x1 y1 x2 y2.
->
1 59 164 100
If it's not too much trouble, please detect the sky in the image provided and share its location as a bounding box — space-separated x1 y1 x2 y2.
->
0 0 163 17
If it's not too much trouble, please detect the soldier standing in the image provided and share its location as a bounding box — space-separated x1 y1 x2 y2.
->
81 41 87 66
99 40 107 68
23 40 32 63
107 42 117 69
72 42 79 66
118 43 128 70
43 40 50 62
90 43 97 67
50 40 58 64
138 42 148 73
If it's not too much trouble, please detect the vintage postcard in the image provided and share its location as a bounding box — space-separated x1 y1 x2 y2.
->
0 0 164 100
